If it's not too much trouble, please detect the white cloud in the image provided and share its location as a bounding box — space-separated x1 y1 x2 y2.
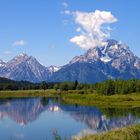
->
12 40 26 47
76 27 81 32
70 10 118 49
63 10 71 15
62 2 68 8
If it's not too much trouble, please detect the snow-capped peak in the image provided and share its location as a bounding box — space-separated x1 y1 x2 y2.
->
19 53 29 57
70 39 132 64
48 65 61 73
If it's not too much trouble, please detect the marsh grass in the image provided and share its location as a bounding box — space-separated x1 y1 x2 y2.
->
80 124 140 140
61 93 140 108
0 89 59 98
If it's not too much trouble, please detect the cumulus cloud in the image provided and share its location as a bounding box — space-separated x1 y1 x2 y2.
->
70 10 118 49
12 40 26 47
62 2 68 8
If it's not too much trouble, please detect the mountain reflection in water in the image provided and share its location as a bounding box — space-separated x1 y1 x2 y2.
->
0 98 140 139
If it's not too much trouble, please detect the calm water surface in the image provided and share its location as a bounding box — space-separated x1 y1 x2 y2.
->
0 98 140 140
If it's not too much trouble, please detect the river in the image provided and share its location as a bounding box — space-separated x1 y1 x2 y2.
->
0 97 139 140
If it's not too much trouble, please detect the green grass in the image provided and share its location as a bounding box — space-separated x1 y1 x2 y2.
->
0 89 59 98
80 124 140 140
61 92 140 108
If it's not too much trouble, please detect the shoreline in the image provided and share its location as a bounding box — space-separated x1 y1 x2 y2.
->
0 90 140 107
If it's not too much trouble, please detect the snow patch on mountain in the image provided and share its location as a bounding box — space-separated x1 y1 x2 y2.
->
48 66 61 73
100 55 112 63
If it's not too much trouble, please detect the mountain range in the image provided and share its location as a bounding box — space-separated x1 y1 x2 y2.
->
0 39 140 83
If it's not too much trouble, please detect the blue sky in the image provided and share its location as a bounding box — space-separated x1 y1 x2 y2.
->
0 0 140 66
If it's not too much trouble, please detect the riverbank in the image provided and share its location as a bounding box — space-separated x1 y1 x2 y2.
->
80 124 140 140
0 90 140 107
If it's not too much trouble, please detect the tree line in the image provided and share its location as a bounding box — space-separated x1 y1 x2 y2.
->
94 79 140 95
1 77 140 95
52 79 140 95
0 77 55 90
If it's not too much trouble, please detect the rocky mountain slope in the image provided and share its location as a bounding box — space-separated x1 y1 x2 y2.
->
50 40 140 83
0 54 50 82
